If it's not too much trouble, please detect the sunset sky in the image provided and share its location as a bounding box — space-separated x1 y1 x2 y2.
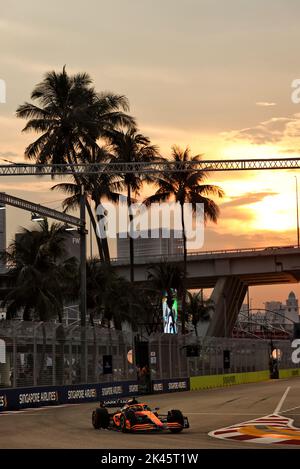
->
1 0 300 307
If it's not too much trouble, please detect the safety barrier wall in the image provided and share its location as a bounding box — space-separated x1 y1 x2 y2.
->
1 369 299 412
0 377 190 412
279 368 300 379
190 368 300 391
0 381 136 412
151 378 190 394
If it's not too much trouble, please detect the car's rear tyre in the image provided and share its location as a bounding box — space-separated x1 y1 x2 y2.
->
92 408 110 429
120 414 128 433
167 409 184 433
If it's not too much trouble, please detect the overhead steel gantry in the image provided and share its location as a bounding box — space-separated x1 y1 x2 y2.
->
0 157 299 175
0 192 82 227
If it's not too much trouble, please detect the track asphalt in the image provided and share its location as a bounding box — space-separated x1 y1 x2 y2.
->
1 377 300 448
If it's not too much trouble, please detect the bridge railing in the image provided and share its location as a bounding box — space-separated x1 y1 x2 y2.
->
111 244 299 265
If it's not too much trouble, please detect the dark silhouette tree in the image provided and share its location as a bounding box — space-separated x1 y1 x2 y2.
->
144 146 224 333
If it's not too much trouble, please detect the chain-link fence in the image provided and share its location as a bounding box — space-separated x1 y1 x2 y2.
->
0 321 297 388
0 321 136 388
148 335 297 379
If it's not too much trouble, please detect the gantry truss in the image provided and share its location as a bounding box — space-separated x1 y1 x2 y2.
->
0 192 82 227
0 157 299 175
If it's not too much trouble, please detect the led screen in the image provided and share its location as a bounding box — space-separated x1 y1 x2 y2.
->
162 288 178 334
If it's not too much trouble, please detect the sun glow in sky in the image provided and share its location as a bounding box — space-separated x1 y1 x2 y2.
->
221 143 282 160
251 192 297 232
216 171 298 234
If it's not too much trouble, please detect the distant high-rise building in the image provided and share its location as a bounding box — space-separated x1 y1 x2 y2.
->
238 292 300 335
265 301 285 324
116 228 183 259
285 291 299 324
265 292 299 328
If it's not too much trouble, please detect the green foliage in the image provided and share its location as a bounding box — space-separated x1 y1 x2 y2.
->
186 291 213 336
2 219 78 321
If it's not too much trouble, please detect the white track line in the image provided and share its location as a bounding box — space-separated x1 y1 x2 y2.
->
274 386 291 414
281 404 300 413
0 403 78 415
185 412 269 416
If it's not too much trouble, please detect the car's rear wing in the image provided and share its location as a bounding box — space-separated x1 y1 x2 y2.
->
99 397 129 408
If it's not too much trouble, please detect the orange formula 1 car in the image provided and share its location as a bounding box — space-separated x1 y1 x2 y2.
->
92 398 189 433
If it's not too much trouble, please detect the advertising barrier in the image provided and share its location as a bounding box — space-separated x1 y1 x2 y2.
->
151 378 190 394
0 377 189 412
0 381 137 412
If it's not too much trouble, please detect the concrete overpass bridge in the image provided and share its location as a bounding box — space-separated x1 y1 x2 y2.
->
112 245 300 337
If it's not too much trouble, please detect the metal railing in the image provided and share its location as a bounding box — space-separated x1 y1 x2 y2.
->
111 244 299 265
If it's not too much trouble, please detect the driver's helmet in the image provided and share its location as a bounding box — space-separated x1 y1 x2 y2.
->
121 397 139 410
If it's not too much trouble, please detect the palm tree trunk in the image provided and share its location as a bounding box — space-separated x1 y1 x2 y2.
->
87 201 105 262
127 184 134 283
91 143 110 263
94 197 110 263
100 233 110 263
67 149 105 262
180 202 187 334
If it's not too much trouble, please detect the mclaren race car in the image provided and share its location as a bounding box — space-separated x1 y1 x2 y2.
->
92 398 189 433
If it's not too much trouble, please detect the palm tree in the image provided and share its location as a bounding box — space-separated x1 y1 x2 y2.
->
16 67 135 259
144 146 224 333
86 259 134 329
105 128 161 281
148 261 184 293
186 291 212 336
52 145 123 262
2 220 78 385
2 219 78 321
130 285 162 335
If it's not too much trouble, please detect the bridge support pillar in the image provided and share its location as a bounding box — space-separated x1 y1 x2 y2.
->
206 276 247 337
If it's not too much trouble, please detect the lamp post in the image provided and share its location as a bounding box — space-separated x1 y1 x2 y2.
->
247 288 250 324
79 184 87 383
295 176 300 248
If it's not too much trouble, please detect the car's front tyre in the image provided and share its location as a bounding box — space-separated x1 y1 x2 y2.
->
167 409 184 433
92 408 110 429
